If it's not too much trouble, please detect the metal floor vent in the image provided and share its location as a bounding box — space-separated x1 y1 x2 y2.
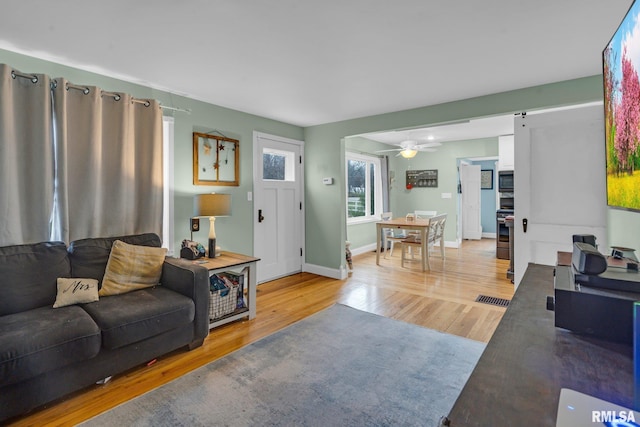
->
475 295 510 307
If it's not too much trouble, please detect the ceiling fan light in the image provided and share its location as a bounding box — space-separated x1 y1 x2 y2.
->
400 149 417 158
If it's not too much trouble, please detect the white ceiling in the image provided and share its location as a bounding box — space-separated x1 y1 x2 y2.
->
362 115 515 146
0 0 632 130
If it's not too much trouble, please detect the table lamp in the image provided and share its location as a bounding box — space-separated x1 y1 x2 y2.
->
194 193 231 258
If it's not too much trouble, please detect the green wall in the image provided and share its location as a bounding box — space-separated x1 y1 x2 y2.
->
0 48 303 255
303 77 604 274
5 47 629 275
344 135 499 254
391 137 498 244
608 209 640 251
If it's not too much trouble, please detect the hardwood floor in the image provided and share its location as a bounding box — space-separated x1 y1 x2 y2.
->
9 238 513 426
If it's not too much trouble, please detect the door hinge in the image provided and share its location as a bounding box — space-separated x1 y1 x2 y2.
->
300 202 302 210
299 155 302 164
300 248 303 256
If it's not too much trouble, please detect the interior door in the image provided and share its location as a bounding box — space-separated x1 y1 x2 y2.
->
253 132 304 283
513 105 607 286
460 164 482 240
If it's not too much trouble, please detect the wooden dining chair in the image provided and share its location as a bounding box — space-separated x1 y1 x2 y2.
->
406 210 437 255
400 213 447 270
414 210 437 219
428 214 447 260
381 212 405 258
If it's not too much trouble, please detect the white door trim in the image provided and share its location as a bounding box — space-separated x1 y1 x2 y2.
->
252 131 305 283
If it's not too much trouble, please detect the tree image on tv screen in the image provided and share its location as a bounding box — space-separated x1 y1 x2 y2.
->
615 50 640 172
604 2 640 211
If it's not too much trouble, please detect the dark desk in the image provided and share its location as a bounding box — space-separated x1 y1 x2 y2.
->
447 263 633 426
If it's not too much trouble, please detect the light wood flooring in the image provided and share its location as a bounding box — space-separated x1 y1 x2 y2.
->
9 238 513 426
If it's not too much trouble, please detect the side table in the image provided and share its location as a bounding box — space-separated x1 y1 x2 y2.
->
191 251 260 329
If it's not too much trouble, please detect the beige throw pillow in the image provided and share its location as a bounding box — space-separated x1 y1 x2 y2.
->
53 278 99 308
99 240 167 297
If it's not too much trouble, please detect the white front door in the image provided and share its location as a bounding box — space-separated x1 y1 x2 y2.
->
513 105 607 286
460 164 482 240
253 132 304 283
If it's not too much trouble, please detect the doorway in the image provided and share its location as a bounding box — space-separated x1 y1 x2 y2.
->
459 163 482 240
253 132 305 283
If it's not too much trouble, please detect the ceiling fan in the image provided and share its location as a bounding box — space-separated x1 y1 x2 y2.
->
375 140 442 159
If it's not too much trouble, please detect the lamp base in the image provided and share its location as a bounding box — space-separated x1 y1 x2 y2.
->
208 238 216 258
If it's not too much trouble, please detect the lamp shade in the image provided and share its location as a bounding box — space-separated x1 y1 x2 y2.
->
194 193 231 217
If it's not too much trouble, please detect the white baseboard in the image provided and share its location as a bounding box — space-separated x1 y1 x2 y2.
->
351 243 377 256
482 232 497 239
303 263 345 280
443 240 459 249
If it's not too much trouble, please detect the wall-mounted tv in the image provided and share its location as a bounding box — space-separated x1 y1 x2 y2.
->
604 0 640 212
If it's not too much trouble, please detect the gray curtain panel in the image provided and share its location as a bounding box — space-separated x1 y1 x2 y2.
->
0 65 54 246
52 79 163 243
380 155 389 213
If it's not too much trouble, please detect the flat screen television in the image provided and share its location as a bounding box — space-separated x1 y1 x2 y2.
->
604 0 640 212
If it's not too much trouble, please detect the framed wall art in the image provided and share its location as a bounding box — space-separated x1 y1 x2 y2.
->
406 169 438 188
193 132 239 186
481 169 493 190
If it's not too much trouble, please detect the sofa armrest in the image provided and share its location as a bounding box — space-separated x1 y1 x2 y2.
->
161 258 209 346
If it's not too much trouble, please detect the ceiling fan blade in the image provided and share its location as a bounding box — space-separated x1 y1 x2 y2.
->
417 148 437 152
415 142 442 148
399 140 418 149
375 148 402 153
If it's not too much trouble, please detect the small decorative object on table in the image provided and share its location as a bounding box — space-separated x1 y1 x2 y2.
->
180 239 205 260
610 246 637 261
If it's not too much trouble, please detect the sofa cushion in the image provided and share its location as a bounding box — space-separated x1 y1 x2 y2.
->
0 305 101 387
67 233 162 286
81 286 195 350
53 278 100 308
99 240 167 296
0 242 70 316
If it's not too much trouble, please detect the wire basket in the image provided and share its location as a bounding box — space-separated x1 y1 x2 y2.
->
209 283 239 320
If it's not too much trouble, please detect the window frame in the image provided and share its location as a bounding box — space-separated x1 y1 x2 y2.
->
162 116 175 255
346 151 383 225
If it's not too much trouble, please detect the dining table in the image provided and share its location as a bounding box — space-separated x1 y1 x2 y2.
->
376 217 431 271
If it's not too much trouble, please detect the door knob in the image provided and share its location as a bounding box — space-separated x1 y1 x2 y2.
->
258 209 265 223
523 218 528 233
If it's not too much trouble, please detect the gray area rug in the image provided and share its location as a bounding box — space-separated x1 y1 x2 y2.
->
81 304 485 427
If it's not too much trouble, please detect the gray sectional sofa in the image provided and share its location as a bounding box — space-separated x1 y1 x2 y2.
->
0 233 210 422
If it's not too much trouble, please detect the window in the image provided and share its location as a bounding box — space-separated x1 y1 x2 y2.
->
346 152 382 223
263 147 296 181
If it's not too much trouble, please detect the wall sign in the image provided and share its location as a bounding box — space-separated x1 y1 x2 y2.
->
406 169 438 188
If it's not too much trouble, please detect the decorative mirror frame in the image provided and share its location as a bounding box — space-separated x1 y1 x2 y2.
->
192 132 239 186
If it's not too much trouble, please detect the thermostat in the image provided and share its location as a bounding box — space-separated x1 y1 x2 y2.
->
322 177 333 185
